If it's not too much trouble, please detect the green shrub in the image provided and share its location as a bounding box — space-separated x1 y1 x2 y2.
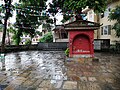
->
25 39 31 45
39 32 53 42
65 48 69 57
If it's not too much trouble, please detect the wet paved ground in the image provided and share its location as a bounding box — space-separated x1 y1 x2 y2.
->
0 51 120 90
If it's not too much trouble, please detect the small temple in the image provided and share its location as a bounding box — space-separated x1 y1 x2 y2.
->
53 16 100 57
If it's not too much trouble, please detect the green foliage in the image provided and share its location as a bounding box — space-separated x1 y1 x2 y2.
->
62 0 107 13
49 0 108 23
109 5 120 37
109 6 120 21
19 0 47 7
0 28 2 32
39 32 53 43
14 0 50 45
36 31 42 36
65 48 69 57
47 0 60 25
61 14 74 23
7 27 21 45
42 23 53 32
25 39 31 45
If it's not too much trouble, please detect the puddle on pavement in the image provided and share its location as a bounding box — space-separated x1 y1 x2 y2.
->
3 51 67 88
1 51 120 89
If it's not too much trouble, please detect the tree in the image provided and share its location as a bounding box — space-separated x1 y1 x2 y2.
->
0 6 3 31
47 0 60 26
7 27 18 45
35 31 42 36
109 5 120 37
39 32 53 43
0 6 2 24
14 0 51 45
1 0 13 52
48 0 108 22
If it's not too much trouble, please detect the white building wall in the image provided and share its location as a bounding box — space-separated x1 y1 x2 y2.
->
99 0 120 44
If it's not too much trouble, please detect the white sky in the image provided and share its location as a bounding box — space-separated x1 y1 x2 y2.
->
46 0 63 25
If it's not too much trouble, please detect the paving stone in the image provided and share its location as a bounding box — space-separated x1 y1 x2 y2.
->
101 73 114 78
107 69 112 73
0 75 7 83
27 87 36 90
32 79 43 87
79 82 101 90
83 72 92 76
39 80 54 88
88 77 97 82
101 83 114 90
0 84 8 90
115 73 120 78
4 84 15 90
0 51 120 90
37 88 48 90
22 79 34 86
10 77 27 85
105 78 114 84
80 77 88 82
102 69 108 73
15 86 28 90
87 82 101 90
19 72 30 78
97 76 106 83
69 75 80 81
62 81 77 89
79 82 88 90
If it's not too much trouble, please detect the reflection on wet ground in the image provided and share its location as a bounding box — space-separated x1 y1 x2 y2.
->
0 51 120 90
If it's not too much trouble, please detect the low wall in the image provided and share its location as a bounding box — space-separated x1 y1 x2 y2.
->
94 39 110 51
0 45 38 53
0 42 68 53
0 40 112 53
38 42 68 50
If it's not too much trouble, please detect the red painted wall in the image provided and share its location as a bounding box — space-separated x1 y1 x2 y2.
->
68 30 94 57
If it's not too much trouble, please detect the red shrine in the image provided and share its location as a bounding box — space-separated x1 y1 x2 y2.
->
64 20 100 58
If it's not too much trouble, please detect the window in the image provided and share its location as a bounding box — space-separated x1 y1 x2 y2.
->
104 26 108 35
88 10 94 21
101 25 111 35
36 39 38 41
33 39 35 41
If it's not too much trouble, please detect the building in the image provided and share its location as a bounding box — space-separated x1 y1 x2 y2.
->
84 0 120 45
32 34 42 44
53 17 77 42
99 0 120 44
20 32 42 45
53 25 68 42
20 34 31 45
64 20 99 57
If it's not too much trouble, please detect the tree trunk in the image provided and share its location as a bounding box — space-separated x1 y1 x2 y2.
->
54 17 56 26
7 29 11 45
1 14 8 53
1 0 11 53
